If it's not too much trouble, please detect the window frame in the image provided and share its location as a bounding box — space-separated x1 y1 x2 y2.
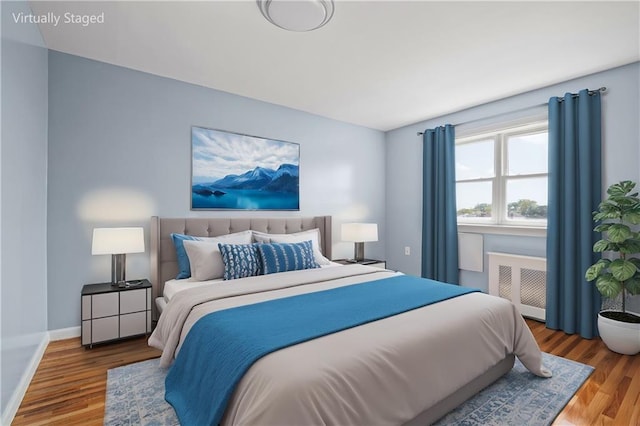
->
455 121 549 231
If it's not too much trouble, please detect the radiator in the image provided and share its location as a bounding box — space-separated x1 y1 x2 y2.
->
487 252 546 321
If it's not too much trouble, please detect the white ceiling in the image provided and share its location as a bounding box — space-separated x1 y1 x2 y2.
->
30 1 640 131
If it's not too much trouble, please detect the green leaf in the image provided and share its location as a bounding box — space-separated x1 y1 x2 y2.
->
617 195 640 204
585 259 611 281
593 239 612 252
606 183 624 197
613 199 639 210
607 181 636 197
619 239 640 254
598 200 619 212
595 274 623 298
594 223 612 233
625 276 640 296
607 224 632 243
627 257 640 269
593 211 621 221
622 211 640 224
610 259 637 281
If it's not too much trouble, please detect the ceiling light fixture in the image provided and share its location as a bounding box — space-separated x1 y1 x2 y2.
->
257 0 334 32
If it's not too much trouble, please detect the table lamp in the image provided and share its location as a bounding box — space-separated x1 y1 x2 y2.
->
92 227 144 286
341 223 378 262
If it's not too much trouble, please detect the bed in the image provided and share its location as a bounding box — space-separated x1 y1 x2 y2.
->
148 216 550 425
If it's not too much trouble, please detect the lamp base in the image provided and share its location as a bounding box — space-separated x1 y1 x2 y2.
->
111 253 127 286
353 242 365 262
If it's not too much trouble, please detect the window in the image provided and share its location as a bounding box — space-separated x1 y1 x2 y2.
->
455 122 548 227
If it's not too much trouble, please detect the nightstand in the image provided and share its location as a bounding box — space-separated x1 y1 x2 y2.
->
333 259 387 269
81 279 152 347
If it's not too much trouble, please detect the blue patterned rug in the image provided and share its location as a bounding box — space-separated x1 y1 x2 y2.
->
104 352 592 426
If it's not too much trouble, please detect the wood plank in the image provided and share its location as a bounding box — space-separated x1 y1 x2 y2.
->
614 360 640 426
12 336 160 426
524 318 640 426
11 321 640 425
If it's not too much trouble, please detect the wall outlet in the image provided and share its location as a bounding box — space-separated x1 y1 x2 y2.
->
404 246 411 256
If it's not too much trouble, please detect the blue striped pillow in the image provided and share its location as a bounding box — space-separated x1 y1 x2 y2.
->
218 243 262 280
257 241 319 275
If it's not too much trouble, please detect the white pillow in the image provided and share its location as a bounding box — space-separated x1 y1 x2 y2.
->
183 232 253 281
253 229 332 266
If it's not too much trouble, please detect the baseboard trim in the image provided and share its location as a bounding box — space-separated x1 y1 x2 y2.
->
1 326 82 424
1 333 50 426
49 326 81 341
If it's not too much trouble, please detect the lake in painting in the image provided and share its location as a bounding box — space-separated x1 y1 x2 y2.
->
192 188 299 210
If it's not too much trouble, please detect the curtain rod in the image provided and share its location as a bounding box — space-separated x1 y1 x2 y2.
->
416 87 607 136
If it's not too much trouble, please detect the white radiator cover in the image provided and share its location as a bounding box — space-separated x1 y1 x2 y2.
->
488 252 547 321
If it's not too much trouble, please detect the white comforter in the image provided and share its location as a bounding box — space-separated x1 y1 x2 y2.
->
149 265 551 425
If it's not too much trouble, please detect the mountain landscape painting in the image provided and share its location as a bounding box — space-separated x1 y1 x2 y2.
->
191 126 300 210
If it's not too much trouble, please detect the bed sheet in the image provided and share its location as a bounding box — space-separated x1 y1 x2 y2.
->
162 261 343 302
163 278 221 302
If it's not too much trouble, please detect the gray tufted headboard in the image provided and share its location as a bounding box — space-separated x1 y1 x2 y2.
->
150 216 332 317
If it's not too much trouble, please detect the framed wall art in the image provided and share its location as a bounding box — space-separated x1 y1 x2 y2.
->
191 126 300 210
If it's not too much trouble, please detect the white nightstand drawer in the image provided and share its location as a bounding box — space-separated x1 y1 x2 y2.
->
92 293 119 318
120 289 147 314
120 312 147 337
91 316 119 342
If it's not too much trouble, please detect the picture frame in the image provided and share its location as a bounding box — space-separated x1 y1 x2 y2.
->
191 126 300 210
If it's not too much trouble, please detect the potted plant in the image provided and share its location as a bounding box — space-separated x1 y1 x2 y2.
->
585 180 640 355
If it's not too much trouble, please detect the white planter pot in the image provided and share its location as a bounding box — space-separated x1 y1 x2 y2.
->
597 311 640 355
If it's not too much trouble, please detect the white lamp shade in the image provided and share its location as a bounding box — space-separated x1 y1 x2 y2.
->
341 223 378 242
92 227 145 255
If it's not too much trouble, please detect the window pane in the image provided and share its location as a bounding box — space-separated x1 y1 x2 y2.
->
507 132 548 175
455 139 495 180
456 181 493 218
506 177 548 221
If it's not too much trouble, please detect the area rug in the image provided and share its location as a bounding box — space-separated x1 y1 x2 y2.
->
104 352 592 426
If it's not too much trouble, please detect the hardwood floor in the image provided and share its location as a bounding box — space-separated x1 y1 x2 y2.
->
12 336 160 426
525 319 640 426
11 320 640 425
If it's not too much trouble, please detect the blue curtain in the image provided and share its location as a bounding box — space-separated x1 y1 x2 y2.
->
422 125 459 284
546 89 602 339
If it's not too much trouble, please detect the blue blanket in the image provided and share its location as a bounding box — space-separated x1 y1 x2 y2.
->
165 274 479 426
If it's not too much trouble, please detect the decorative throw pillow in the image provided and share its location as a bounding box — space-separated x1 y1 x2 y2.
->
218 243 262 280
253 229 332 266
171 231 252 279
183 240 226 281
257 240 319 275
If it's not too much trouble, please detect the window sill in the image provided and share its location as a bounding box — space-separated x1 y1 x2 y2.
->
458 223 546 237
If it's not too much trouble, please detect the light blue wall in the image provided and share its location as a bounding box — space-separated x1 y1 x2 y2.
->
1 0 49 418
385 62 640 300
47 51 386 330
